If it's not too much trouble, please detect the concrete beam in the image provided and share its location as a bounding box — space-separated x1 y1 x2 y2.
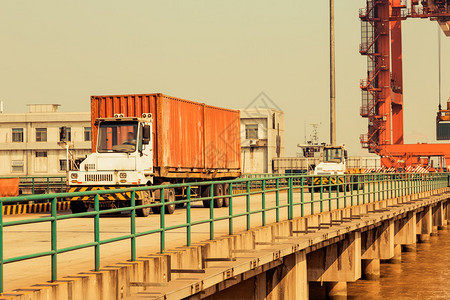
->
307 232 361 282
361 219 394 260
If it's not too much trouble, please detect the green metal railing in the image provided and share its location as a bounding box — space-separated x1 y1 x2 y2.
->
0 173 448 293
18 176 66 195
0 176 66 196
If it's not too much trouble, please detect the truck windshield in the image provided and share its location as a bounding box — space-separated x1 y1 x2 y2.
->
324 148 343 163
97 121 138 153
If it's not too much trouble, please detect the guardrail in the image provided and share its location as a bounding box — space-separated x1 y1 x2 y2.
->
0 173 448 293
18 176 66 195
0 176 66 196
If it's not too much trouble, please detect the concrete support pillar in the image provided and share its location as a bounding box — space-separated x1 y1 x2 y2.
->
307 232 361 283
445 200 450 225
205 251 308 300
326 281 347 300
361 220 394 260
394 211 416 246
361 259 380 280
265 251 308 300
416 206 432 243
388 244 402 264
261 251 308 300
434 201 446 230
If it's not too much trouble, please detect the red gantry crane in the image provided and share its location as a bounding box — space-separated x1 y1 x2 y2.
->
359 0 450 169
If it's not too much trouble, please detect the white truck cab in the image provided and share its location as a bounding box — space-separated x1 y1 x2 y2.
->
313 145 347 176
69 114 154 187
67 114 157 215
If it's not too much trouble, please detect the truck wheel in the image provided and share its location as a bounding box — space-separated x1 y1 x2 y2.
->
213 184 224 208
202 185 212 208
70 201 88 214
152 185 176 214
136 190 153 217
164 187 176 214
223 184 230 207
202 184 224 208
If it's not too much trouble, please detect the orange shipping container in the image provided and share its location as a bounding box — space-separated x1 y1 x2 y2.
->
90 94 241 177
0 178 19 197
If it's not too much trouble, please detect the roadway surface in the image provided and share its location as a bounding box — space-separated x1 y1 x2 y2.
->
3 184 385 292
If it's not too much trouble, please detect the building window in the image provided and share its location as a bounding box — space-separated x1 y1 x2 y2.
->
11 160 24 172
84 127 91 141
59 127 71 141
59 159 67 171
12 128 24 142
272 113 276 129
35 151 47 158
36 128 47 142
245 124 258 139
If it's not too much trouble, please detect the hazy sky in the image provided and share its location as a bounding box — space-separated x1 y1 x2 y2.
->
1 1 449 156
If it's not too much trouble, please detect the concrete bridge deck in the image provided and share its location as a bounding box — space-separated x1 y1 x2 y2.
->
0 175 448 299
128 188 449 299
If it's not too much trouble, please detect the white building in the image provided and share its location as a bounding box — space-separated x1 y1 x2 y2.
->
0 104 92 176
240 108 285 173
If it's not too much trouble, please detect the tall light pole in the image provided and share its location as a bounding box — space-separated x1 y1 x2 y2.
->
330 0 336 146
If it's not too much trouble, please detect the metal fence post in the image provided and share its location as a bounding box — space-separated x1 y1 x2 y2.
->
228 183 233 235
350 175 354 206
378 174 381 201
94 194 100 270
246 181 250 230
320 177 324 213
131 191 136 261
362 175 366 204
210 183 214 240
187 186 192 246
262 180 266 226
337 176 340 210
276 178 280 222
51 196 58 280
300 176 304 217
288 177 293 220
160 187 166 253
328 175 332 211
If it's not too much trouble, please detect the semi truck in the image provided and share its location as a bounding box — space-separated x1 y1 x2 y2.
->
68 93 241 216
312 145 364 191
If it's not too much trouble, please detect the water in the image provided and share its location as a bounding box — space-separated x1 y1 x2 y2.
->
348 228 450 299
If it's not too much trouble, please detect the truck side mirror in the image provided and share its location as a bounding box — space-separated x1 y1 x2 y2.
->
344 150 348 159
142 125 151 144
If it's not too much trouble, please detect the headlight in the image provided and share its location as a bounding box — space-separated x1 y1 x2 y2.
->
119 173 127 178
70 173 78 179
